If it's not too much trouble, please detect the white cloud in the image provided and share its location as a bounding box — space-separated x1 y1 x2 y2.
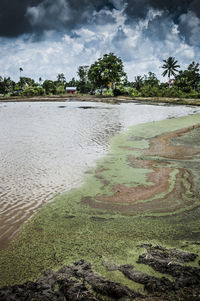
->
0 7 200 83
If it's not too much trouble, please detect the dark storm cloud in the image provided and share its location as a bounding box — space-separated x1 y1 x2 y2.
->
190 0 200 18
124 0 193 20
26 0 116 33
0 0 200 46
91 9 116 26
0 0 116 37
0 0 42 37
124 0 200 46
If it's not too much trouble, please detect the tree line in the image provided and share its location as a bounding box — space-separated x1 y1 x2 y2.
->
0 53 200 98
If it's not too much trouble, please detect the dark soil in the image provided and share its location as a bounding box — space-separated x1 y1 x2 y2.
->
1 245 200 301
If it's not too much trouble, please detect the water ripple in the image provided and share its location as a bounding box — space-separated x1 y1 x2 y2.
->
0 101 200 249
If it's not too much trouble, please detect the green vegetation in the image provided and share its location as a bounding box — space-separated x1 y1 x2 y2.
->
0 54 200 99
88 53 127 94
1 114 200 288
161 56 180 81
77 65 92 93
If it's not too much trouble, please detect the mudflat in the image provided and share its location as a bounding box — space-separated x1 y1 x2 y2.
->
1 113 200 299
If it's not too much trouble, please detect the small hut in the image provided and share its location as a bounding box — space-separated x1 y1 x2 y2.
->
66 87 77 94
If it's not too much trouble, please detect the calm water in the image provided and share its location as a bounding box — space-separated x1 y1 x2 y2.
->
0 100 200 249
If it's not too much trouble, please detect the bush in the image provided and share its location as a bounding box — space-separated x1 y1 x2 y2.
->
162 87 185 98
37 87 45 96
102 88 114 96
56 85 65 94
184 90 200 99
139 85 192 98
11 91 22 96
126 87 141 97
23 86 45 96
113 85 126 96
140 85 160 97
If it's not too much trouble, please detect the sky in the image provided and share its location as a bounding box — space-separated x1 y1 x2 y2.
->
0 0 200 82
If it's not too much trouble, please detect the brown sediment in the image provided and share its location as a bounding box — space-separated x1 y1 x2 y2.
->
95 168 110 173
139 123 200 159
120 124 200 159
82 124 200 215
94 172 111 187
82 169 193 214
97 167 171 204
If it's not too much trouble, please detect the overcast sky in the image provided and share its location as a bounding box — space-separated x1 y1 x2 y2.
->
0 0 200 82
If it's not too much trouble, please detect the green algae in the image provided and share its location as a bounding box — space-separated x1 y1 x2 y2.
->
94 156 151 188
1 113 200 290
133 168 179 205
172 127 200 147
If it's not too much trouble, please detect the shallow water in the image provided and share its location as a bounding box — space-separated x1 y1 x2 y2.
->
0 100 200 249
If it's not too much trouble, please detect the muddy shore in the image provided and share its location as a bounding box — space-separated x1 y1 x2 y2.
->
1 94 200 105
1 113 200 299
1 245 200 300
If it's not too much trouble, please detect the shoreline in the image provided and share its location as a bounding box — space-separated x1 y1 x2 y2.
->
1 113 200 293
1 246 200 300
1 94 200 106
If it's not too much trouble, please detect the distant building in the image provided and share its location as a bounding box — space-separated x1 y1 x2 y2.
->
66 87 77 94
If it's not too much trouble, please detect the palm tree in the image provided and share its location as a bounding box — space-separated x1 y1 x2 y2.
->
19 67 23 79
134 76 144 91
161 57 180 85
57 73 66 84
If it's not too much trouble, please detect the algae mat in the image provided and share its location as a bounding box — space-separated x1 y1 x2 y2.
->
1 113 200 288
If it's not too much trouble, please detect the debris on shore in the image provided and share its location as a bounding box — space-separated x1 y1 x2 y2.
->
1 245 200 301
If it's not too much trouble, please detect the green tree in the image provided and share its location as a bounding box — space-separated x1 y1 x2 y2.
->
19 77 35 89
161 57 180 82
55 73 66 94
143 72 159 87
0 77 15 95
57 73 66 85
67 77 79 87
88 53 126 94
42 80 56 95
134 76 144 91
0 77 4 94
174 61 200 92
77 66 89 82
77 65 91 93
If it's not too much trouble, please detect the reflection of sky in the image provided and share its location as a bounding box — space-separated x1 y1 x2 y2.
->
0 101 200 248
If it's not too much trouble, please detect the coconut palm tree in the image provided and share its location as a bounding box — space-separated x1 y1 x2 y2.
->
19 67 23 79
134 76 144 91
57 73 66 84
161 57 180 84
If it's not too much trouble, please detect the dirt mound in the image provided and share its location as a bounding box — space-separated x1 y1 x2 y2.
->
1 245 200 301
